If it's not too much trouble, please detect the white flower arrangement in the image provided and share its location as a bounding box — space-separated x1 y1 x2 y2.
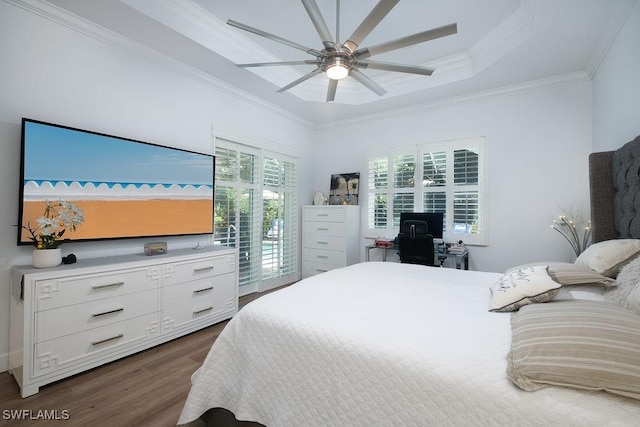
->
23 199 84 249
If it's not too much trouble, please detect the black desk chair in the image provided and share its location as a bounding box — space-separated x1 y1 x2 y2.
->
397 220 443 267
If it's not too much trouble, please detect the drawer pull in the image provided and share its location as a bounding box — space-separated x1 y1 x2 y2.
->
92 281 124 290
91 307 124 318
91 333 124 346
316 255 329 259
194 286 214 294
317 213 329 217
193 266 214 273
317 241 329 245
316 269 328 273
317 227 329 231
193 306 213 315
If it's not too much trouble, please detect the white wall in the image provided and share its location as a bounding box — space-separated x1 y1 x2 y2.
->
314 80 593 273
592 1 640 151
0 2 316 372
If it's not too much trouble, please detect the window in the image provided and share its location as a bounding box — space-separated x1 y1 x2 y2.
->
367 136 486 245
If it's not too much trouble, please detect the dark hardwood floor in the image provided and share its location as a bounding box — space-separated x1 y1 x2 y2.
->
0 288 282 426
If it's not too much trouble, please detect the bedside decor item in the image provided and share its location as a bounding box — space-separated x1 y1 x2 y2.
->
22 199 84 268
551 210 591 257
329 172 359 205
144 241 167 256
313 191 327 205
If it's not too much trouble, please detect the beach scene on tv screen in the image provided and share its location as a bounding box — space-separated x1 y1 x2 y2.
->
20 121 214 243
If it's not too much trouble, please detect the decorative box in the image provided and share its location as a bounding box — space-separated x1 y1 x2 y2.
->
144 242 167 256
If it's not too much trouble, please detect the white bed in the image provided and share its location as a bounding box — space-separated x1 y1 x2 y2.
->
178 262 640 426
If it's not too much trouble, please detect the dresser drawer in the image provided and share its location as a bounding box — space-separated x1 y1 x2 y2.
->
303 234 345 251
303 207 345 222
163 255 236 287
303 248 346 266
35 289 159 343
35 267 161 312
162 273 237 331
302 261 342 276
33 312 160 377
303 221 345 237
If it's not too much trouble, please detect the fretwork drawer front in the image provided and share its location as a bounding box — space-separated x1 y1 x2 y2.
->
163 255 236 286
162 273 236 331
303 234 345 251
303 221 345 237
33 312 160 377
10 246 238 397
35 267 160 312
303 207 346 222
35 288 159 343
303 248 346 266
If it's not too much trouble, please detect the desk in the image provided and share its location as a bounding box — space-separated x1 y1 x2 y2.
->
365 244 469 270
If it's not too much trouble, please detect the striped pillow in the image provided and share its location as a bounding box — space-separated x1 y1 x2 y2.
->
507 300 640 400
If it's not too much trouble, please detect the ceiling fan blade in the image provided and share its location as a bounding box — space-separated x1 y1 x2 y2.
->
349 69 387 97
301 0 336 51
356 23 457 59
227 19 321 57
343 0 399 54
277 68 324 93
238 60 318 68
358 60 434 76
326 79 338 102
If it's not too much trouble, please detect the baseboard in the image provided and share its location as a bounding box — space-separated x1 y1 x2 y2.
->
0 351 8 373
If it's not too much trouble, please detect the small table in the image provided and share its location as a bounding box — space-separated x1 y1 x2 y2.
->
365 244 469 270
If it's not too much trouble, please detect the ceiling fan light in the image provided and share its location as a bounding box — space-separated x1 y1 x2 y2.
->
326 63 349 80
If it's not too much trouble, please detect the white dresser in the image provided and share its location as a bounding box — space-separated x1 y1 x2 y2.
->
9 246 238 397
302 205 360 277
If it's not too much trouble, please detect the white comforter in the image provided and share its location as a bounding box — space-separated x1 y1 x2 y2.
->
178 262 640 426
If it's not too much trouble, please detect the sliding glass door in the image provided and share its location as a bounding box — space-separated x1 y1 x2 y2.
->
214 140 298 296
260 153 298 291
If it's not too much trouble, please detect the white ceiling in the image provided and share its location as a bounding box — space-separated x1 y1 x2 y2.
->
44 0 636 126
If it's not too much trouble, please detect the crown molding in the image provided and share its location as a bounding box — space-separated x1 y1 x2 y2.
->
585 0 637 78
317 71 591 130
5 0 315 129
120 0 304 89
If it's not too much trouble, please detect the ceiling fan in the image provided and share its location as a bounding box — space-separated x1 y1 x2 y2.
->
227 0 457 102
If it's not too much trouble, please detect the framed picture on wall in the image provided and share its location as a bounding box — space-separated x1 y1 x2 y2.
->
329 172 359 205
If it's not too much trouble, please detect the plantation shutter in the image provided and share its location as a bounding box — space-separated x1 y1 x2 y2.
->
214 141 261 293
366 136 486 245
261 151 298 291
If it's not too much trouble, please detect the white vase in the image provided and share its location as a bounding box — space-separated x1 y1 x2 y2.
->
32 248 62 269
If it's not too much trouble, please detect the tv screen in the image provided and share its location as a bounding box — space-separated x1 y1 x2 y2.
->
18 118 215 245
399 212 444 239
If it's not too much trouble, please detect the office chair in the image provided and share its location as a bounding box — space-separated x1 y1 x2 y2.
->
397 220 442 267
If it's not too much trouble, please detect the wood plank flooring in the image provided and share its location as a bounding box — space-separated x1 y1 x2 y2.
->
0 288 281 426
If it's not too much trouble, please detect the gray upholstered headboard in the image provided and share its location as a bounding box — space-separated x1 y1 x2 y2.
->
589 135 640 242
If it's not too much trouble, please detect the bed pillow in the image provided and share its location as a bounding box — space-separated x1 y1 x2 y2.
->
574 239 640 278
489 266 561 312
553 284 605 301
505 262 571 274
546 263 614 286
507 300 640 400
605 254 640 310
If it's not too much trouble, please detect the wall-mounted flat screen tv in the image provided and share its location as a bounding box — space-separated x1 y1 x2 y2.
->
18 118 215 245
